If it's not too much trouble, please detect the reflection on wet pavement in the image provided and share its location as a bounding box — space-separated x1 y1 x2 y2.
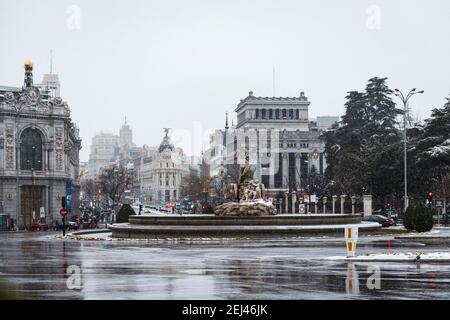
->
0 232 449 299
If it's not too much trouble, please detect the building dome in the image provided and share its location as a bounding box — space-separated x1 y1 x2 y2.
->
158 131 174 153
24 60 33 70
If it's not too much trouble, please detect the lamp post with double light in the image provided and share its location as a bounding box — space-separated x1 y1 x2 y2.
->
394 88 424 212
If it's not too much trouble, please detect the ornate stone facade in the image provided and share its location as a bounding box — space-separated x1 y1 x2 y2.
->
139 130 189 206
0 62 81 229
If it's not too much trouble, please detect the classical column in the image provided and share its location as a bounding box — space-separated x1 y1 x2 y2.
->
340 195 346 214
295 153 301 190
282 153 288 188
269 157 275 188
284 192 289 213
363 195 372 217
255 155 262 184
332 195 337 214
314 202 318 214
351 196 357 215
323 196 327 213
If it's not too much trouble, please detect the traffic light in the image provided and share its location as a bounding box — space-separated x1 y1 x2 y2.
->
61 196 66 208
427 192 433 208
139 204 143 215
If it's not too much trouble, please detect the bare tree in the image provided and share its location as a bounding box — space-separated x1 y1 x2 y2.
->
200 158 211 193
97 165 132 206
180 170 202 198
81 178 97 201
225 163 240 186
209 175 225 197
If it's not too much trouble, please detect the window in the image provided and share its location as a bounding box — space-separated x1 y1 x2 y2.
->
269 109 273 119
275 109 280 119
296 109 300 119
20 128 43 170
289 109 294 119
282 109 287 119
165 190 170 202
261 109 266 119
255 109 259 119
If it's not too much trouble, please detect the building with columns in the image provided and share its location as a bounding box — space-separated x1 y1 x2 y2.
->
138 130 189 206
205 91 338 211
0 61 81 229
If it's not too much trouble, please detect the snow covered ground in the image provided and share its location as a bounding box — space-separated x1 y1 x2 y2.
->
328 251 450 262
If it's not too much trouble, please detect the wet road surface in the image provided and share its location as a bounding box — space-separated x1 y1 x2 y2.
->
0 232 449 299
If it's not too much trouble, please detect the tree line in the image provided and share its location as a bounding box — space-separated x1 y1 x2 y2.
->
321 77 450 209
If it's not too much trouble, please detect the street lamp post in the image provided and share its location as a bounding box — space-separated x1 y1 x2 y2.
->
394 88 424 212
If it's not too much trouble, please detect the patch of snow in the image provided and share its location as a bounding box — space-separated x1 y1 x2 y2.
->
327 251 450 262
428 140 450 158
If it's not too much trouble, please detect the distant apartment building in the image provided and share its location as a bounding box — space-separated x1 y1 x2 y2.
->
86 132 119 180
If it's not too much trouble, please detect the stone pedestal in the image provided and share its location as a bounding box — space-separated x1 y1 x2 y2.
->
332 195 337 214
351 196 356 214
292 192 297 214
284 193 289 214
340 195 346 214
363 195 372 217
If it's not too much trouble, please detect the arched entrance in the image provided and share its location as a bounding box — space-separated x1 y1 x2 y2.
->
20 185 44 228
19 127 45 228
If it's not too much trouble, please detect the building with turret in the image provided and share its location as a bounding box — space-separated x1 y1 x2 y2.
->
138 129 189 206
0 61 81 229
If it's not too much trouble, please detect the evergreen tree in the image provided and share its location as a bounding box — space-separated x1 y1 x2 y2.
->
322 77 403 206
405 94 450 201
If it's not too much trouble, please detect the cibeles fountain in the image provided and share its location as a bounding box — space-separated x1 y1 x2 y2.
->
109 159 380 239
214 159 276 217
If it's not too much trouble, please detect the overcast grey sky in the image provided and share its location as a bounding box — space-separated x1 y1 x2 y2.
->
1 0 450 161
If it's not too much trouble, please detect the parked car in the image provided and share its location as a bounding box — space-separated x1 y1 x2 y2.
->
363 215 396 227
378 210 399 224
67 221 79 230
144 206 152 213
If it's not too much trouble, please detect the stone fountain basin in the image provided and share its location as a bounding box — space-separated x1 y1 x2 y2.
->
127 214 362 226
107 214 382 239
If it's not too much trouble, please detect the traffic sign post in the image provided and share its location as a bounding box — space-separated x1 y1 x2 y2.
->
344 226 359 257
60 208 68 236
299 203 305 214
